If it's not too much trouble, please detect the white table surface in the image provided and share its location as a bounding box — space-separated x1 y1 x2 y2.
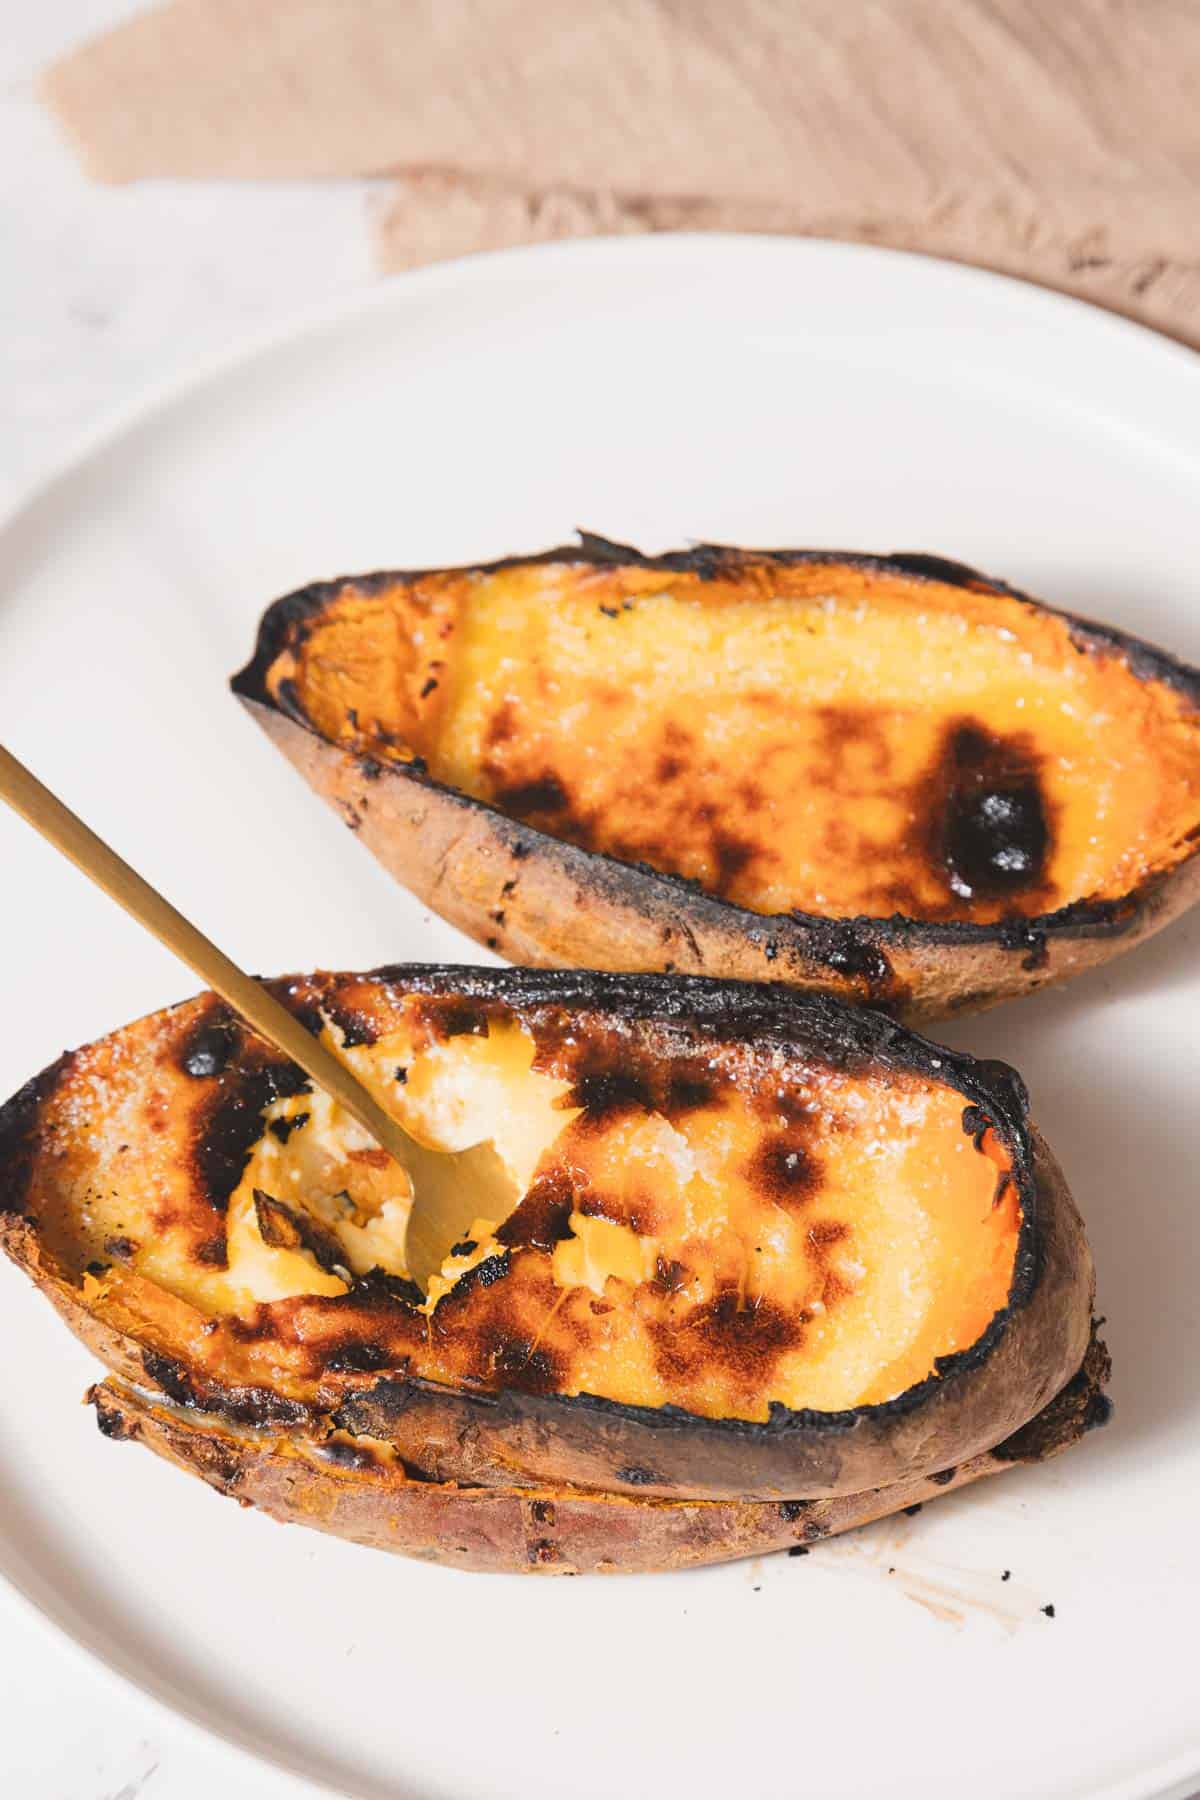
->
2 7 376 1796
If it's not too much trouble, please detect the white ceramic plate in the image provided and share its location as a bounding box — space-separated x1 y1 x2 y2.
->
1 236 1199 1800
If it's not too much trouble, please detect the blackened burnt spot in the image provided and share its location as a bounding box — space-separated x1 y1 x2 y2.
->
285 997 325 1040
929 1467 957 1486
358 755 383 781
650 1287 804 1390
94 1394 135 1441
930 722 1051 904
351 1268 425 1310
142 1350 195 1408
104 1235 136 1262
193 1060 310 1212
332 1376 412 1435
268 1111 309 1144
415 997 490 1041
489 1334 562 1392
448 1251 511 1299
616 1465 658 1487
179 1012 238 1079
961 1104 991 1150
778 1499 809 1521
999 914 1050 970
394 1066 408 1085
218 1387 312 1430
1085 1390 1114 1433
799 919 894 992
496 773 570 816
193 1233 229 1268
496 1168 576 1250
325 1341 393 1374
530 1499 557 1525
253 1189 346 1275
568 1064 655 1121
747 1136 823 1209
324 998 379 1049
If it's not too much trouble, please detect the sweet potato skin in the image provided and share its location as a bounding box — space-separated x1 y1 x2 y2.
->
87 1330 1109 1575
231 542 1200 1021
1 1130 1089 1502
0 968 1095 1501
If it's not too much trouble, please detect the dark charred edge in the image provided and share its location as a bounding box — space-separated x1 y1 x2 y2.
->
230 535 1200 707
243 692 1160 963
230 538 1200 958
139 1345 315 1431
96 1325 1109 1520
0 963 1042 1444
353 963 1031 1127
0 1054 73 1218
72 960 1040 1449
92 1383 137 1440
992 1328 1112 1462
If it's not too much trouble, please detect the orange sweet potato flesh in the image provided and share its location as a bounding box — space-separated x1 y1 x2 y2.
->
0 968 1093 1500
233 545 1200 1016
288 558 1200 926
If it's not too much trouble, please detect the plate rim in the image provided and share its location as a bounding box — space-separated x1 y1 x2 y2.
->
5 229 1199 530
1 229 1198 1800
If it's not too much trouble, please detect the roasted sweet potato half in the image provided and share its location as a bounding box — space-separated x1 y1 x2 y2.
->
87 1332 1110 1574
231 539 1200 1018
0 968 1094 1500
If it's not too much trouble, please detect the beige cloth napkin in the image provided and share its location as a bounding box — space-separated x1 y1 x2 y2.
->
44 0 1200 344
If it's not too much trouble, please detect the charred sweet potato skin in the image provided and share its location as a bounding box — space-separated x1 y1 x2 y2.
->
231 541 1200 1020
0 968 1093 1500
87 1330 1109 1575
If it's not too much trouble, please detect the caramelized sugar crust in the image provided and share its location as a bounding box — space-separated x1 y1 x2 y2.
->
266 555 1200 926
7 971 1023 1425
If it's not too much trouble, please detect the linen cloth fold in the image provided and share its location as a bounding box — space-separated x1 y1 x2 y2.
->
43 0 1200 342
